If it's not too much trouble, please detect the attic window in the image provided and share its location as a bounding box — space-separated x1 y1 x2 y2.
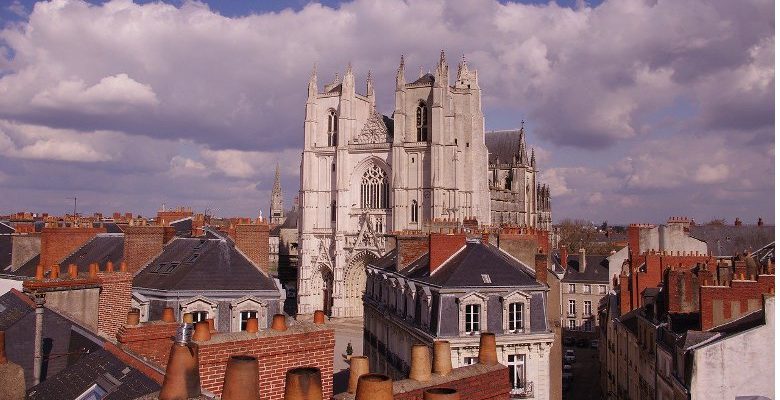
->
481 274 492 283
184 253 200 263
150 262 179 274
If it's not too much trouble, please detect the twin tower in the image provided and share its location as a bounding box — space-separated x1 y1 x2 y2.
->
297 52 512 318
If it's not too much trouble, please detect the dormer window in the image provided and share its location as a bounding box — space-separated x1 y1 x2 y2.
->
327 110 338 146
416 102 428 142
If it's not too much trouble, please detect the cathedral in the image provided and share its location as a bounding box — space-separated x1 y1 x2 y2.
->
295 52 551 318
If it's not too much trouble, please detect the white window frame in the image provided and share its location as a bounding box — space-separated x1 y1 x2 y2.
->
501 290 532 333
458 292 488 336
584 300 592 316
568 319 576 330
599 285 607 294
180 295 218 324
405 281 417 321
507 354 527 390
230 295 269 332
568 283 575 294
583 284 592 294
568 299 576 316
463 356 478 366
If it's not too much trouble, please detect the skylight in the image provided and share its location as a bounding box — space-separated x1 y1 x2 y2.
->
481 274 492 283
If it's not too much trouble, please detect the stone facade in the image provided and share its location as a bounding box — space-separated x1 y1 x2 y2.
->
296 53 551 318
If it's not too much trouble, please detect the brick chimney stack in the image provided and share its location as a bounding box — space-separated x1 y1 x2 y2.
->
396 234 430 271
429 234 466 274
234 223 270 274
535 249 548 285
122 226 175 274
559 245 568 270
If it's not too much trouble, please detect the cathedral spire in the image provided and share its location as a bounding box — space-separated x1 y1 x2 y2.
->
308 64 318 98
396 55 405 89
366 69 375 108
530 148 536 168
270 163 284 225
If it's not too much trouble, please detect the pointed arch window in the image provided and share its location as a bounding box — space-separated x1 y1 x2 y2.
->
360 164 389 209
416 102 428 142
327 110 338 146
411 200 419 223
331 200 337 223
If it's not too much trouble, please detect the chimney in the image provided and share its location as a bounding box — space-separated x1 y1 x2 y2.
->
409 344 431 382
734 217 742 226
578 248 586 273
283 367 323 400
313 310 326 324
429 234 466 274
0 331 26 400
355 373 393 400
126 309 140 326
424 388 460 400
347 356 369 394
432 340 452 376
559 245 569 270
396 234 430 270
234 223 270 274
271 314 287 331
159 324 201 400
122 226 174 274
162 307 176 323
39 226 105 269
478 332 498 365
535 249 548 285
222 355 260 400
193 321 211 342
246 317 259 333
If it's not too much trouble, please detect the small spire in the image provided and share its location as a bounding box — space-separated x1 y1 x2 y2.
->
420 66 424 78
531 148 536 167
399 54 405 69
439 49 446 65
333 71 340 84
310 63 317 79
346 62 353 75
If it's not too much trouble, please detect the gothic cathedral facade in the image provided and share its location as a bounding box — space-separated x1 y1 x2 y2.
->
296 52 550 317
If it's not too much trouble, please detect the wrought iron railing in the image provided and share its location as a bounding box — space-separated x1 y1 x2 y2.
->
510 382 534 398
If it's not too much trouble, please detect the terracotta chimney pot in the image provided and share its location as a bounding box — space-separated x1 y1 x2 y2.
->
206 318 216 333
313 310 326 324
347 356 369 394
245 317 259 333
283 367 323 400
355 373 393 400
50 264 59 279
424 388 460 400
88 263 98 279
478 332 498 365
182 313 194 324
222 355 260 400
432 341 453 376
105 261 114 272
126 309 140 326
161 307 176 323
159 326 201 400
67 264 77 279
119 261 128 272
193 321 211 342
409 344 432 382
271 314 287 331
35 264 44 280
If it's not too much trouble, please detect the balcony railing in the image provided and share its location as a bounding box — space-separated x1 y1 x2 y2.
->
510 382 534 399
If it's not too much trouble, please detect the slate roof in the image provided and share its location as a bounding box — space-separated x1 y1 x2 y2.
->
373 241 542 288
0 289 33 330
27 349 160 400
560 254 610 283
59 234 124 273
0 221 15 234
170 217 193 237
688 225 774 257
709 308 765 335
0 234 11 270
104 223 123 234
133 237 277 291
5 254 39 277
485 130 521 165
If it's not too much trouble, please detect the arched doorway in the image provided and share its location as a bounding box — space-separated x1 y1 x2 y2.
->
344 251 377 317
312 265 334 316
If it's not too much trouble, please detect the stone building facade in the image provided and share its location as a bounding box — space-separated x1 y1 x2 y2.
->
363 233 554 399
296 52 551 318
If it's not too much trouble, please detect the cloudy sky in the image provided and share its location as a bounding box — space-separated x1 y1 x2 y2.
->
0 0 774 224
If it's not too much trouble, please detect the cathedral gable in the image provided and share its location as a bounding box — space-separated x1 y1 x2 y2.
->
353 110 391 144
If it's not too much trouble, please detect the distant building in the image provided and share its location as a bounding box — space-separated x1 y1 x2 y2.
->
558 248 609 334
364 233 554 399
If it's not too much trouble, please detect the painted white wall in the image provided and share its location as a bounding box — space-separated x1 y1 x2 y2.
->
0 277 23 295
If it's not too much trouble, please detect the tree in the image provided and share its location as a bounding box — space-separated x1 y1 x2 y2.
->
557 218 612 255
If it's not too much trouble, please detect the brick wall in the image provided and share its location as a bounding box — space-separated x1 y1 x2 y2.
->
700 274 774 330
629 252 712 313
234 223 270 274
396 235 429 270
97 270 133 340
122 226 174 274
197 326 334 399
664 267 714 314
40 226 105 268
429 234 466 273
334 363 510 400
116 321 179 368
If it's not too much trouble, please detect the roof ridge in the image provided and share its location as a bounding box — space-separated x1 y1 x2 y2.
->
431 244 468 276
